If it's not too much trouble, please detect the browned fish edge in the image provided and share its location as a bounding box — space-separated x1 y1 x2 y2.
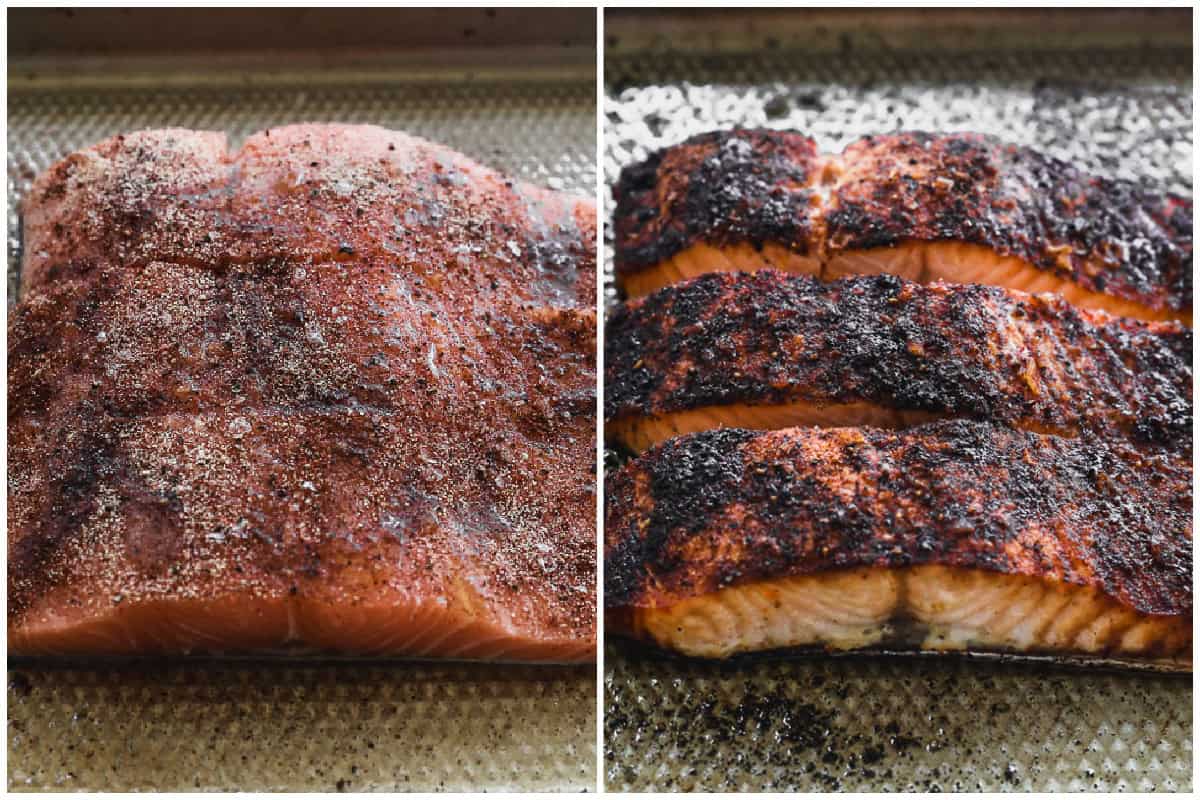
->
614 128 822 268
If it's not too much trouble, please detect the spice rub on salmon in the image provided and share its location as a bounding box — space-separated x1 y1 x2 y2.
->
604 423 1192 662
605 271 1193 452
613 130 1192 324
9 124 597 661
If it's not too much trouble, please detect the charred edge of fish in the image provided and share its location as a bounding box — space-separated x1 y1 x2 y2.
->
603 427 760 608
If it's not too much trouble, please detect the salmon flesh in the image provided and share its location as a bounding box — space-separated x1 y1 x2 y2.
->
612 130 1192 324
9 125 597 661
605 423 1192 664
606 271 1192 453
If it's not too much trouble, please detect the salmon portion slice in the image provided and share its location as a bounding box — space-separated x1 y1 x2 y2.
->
605 271 1192 452
605 423 1192 664
612 130 1192 324
614 566 1190 662
10 125 597 661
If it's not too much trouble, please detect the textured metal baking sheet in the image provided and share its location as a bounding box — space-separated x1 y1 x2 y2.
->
604 644 1190 793
7 63 597 792
10 662 594 792
602 23 1192 794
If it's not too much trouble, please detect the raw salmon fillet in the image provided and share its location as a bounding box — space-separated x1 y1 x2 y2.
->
613 130 1192 324
606 271 1192 452
9 125 597 661
605 423 1192 663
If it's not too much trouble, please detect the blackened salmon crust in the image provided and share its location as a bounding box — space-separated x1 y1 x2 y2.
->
604 271 1193 448
612 129 1192 315
604 421 1192 619
828 132 1191 314
613 129 821 269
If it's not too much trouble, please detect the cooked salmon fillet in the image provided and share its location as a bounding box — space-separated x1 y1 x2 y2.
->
605 423 1192 663
613 130 1192 324
605 271 1192 452
9 125 597 661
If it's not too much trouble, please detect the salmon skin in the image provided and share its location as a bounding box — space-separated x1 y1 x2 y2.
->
9 125 597 661
613 129 1192 324
606 271 1193 452
604 422 1192 664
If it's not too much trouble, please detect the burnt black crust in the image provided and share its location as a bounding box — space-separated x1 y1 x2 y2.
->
604 428 758 608
604 271 1193 449
603 421 1193 618
612 129 820 273
826 132 1192 313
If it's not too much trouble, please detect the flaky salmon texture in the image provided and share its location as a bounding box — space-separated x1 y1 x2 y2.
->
9 124 597 661
605 423 1192 665
613 129 1192 324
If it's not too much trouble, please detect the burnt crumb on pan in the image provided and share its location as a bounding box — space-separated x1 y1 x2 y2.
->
604 644 1185 791
604 663 933 791
8 672 33 697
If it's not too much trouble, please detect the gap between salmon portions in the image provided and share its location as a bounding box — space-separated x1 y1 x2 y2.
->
605 423 1191 663
9 124 597 661
606 271 1192 453
613 130 1192 324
